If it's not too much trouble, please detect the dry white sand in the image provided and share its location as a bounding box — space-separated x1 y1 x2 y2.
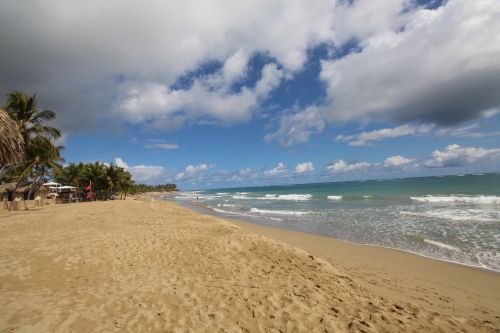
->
0 199 498 332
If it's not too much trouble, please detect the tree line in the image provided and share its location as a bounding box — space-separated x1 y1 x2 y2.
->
0 91 177 200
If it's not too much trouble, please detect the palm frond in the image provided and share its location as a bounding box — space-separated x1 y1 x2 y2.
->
31 109 56 123
0 108 24 165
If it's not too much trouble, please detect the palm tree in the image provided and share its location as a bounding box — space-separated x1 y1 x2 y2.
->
55 163 84 187
17 136 64 199
81 162 108 200
117 168 133 199
106 164 122 197
0 108 24 179
4 91 61 141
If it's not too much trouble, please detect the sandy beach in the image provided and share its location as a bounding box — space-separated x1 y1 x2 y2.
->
0 199 499 332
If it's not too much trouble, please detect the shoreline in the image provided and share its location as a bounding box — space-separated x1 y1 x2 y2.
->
164 197 500 327
1 199 499 331
171 197 500 274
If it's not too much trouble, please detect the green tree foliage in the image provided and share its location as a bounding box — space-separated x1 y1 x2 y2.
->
129 183 178 194
56 162 135 200
2 91 63 195
4 91 61 141
2 91 176 201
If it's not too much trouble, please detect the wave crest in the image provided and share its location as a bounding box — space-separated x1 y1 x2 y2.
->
410 195 500 205
260 194 312 201
250 208 312 216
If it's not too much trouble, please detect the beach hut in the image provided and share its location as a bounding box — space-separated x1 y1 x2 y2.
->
0 181 35 210
56 186 78 203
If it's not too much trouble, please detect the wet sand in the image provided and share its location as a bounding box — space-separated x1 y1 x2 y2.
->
0 199 498 332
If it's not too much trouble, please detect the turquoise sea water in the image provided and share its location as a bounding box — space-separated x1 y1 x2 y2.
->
172 173 500 271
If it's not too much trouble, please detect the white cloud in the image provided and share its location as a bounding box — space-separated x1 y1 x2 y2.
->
176 163 214 181
118 62 283 128
321 0 500 125
332 0 409 45
265 106 325 147
435 123 500 139
295 162 314 173
384 155 414 167
336 124 432 146
326 160 371 174
482 108 500 119
143 143 179 150
337 116 500 146
2 0 498 148
424 144 500 168
0 0 337 131
265 163 288 177
114 157 165 184
227 167 262 183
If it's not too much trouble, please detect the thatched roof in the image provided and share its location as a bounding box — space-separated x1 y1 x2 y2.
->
0 181 39 194
0 108 24 165
0 182 16 193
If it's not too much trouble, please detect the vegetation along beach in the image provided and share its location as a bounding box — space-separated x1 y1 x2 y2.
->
1 0 500 332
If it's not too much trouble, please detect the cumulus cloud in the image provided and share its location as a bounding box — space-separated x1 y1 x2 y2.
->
384 155 414 167
320 0 500 126
118 62 284 128
295 162 314 173
175 163 214 181
0 0 336 132
336 124 432 146
114 157 165 184
424 144 500 168
226 168 262 183
265 163 288 177
2 0 498 150
326 160 371 174
265 106 325 147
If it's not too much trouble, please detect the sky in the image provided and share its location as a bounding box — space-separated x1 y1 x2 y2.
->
1 0 500 189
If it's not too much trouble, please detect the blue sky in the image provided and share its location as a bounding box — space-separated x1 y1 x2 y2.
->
1 0 500 189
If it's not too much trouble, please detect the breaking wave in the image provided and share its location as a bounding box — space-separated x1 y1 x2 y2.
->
410 195 500 205
250 208 312 216
259 194 312 201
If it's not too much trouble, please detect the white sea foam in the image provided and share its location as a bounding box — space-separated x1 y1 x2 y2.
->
400 209 500 222
216 192 229 195
327 195 342 201
410 195 500 205
217 203 236 207
423 239 460 252
250 208 311 216
475 251 500 271
204 195 223 200
212 207 282 221
174 195 205 200
212 208 251 216
259 194 312 201
363 195 373 199
232 195 253 200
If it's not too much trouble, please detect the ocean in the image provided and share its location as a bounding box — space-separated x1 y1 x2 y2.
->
172 173 500 271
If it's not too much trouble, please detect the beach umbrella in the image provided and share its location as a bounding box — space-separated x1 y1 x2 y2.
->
43 182 61 186
0 108 24 166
